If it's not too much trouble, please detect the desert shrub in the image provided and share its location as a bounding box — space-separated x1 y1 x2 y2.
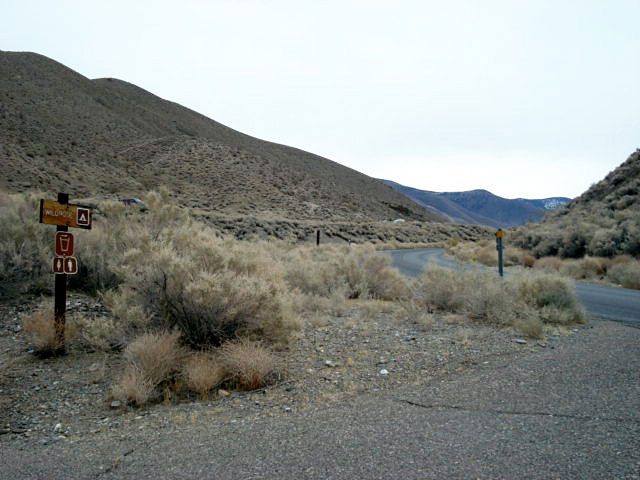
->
522 254 535 268
130 251 297 348
284 246 348 298
608 261 640 289
558 256 609 280
102 204 301 348
514 312 544 339
283 245 407 300
183 352 225 399
512 272 585 324
534 256 562 272
465 274 518 325
410 266 585 329
558 226 593 259
588 228 622 257
475 245 498 266
335 246 409 300
67 223 122 294
0 191 51 296
219 339 279 391
411 266 468 313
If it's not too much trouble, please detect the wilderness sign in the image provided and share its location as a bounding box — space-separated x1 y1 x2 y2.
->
39 199 92 229
39 193 93 352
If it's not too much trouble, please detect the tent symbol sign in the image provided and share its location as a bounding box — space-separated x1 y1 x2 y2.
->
53 256 78 275
77 208 90 227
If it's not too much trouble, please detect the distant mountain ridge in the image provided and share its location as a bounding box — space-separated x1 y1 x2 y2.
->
379 180 570 228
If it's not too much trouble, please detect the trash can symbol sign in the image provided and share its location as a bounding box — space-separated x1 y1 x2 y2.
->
55 232 75 257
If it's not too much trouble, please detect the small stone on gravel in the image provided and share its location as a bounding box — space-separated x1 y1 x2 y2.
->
512 338 528 344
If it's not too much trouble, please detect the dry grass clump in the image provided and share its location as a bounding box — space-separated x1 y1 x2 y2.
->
608 261 640 289
183 352 225 399
219 339 279 391
123 330 186 386
111 366 156 406
111 330 186 406
23 310 76 354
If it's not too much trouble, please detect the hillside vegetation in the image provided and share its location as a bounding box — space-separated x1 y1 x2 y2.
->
448 151 640 289
513 150 640 259
0 50 441 225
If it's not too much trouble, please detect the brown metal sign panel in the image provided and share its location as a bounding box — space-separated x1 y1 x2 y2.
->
495 229 504 238
40 199 92 229
55 232 75 257
52 256 78 275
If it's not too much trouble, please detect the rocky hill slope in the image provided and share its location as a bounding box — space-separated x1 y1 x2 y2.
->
0 50 441 224
513 150 640 258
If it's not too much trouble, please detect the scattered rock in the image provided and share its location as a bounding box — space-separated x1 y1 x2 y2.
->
218 389 230 397
379 369 389 375
512 338 527 344
53 423 62 432
110 401 121 409
324 360 337 368
537 342 547 348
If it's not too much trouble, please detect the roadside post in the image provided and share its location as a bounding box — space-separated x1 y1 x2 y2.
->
495 229 504 277
316 229 320 246
39 193 92 352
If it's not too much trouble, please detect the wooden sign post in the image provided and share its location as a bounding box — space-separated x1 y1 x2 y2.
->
39 193 92 353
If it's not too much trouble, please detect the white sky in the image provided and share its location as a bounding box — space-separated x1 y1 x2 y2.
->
2 0 639 199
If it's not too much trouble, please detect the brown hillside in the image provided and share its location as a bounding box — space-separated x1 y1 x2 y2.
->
513 150 640 258
0 50 442 223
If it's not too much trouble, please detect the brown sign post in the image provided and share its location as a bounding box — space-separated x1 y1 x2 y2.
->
40 193 92 353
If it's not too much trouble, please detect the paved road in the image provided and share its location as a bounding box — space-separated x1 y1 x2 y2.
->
388 248 640 325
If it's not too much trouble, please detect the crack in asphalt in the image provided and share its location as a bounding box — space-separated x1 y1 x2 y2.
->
400 399 640 424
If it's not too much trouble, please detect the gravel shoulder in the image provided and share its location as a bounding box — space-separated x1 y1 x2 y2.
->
1 293 541 445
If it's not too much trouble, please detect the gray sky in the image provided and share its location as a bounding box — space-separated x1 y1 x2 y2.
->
3 0 639 198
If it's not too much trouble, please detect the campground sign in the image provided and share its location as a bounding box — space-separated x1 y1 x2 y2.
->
39 193 93 353
39 199 92 229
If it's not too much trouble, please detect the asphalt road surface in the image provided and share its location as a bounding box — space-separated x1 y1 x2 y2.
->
388 248 640 325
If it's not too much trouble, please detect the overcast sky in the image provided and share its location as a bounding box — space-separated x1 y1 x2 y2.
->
2 0 638 198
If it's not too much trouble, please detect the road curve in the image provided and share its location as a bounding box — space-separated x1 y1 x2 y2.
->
387 248 640 325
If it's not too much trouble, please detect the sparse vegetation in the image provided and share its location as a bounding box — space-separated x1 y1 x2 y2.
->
513 151 640 260
4 187 593 410
23 309 76 354
219 339 280 391
183 352 225 399
407 266 585 336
